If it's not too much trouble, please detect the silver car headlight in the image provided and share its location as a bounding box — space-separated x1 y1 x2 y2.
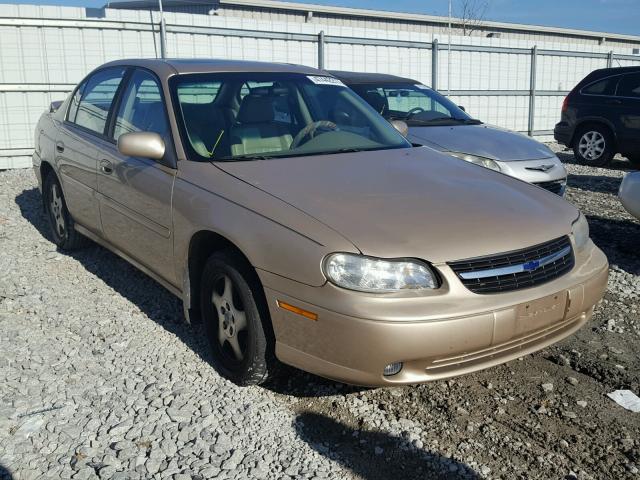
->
571 213 590 252
449 152 501 172
323 253 438 293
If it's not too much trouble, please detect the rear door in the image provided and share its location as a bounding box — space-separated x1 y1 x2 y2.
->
96 68 177 285
615 72 640 157
58 67 126 235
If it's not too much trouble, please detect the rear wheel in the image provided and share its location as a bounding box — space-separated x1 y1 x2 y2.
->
43 173 89 250
200 250 275 386
573 124 614 167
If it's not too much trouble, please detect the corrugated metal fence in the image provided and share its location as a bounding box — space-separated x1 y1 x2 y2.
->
1 3 639 169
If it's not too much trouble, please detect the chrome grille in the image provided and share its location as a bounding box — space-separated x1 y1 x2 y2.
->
448 236 574 294
535 180 566 196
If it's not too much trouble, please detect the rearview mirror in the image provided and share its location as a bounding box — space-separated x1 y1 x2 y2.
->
391 120 409 137
118 132 165 160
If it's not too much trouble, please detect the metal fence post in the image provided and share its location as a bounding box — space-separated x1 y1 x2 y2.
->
528 45 537 137
432 39 438 90
607 50 613 68
318 30 325 69
158 0 167 59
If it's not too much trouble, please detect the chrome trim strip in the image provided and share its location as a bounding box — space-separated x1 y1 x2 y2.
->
459 245 571 280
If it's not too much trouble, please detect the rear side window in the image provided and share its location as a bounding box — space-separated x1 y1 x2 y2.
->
113 69 169 141
581 77 617 96
69 68 126 134
617 73 640 98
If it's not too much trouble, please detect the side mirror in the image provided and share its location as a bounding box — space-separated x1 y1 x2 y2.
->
391 119 409 137
49 100 63 113
118 132 165 160
458 105 466 112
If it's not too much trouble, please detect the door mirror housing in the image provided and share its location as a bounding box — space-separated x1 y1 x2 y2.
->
458 105 466 112
118 132 165 160
49 100 63 113
390 119 409 137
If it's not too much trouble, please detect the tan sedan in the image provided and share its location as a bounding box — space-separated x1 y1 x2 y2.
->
33 59 608 386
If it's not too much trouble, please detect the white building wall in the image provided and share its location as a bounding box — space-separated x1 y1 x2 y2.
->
0 3 639 168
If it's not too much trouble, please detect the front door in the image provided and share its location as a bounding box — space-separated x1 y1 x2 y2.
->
96 68 177 286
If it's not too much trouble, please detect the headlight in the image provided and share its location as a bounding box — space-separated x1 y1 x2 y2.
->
449 152 501 172
323 253 438 293
571 213 589 251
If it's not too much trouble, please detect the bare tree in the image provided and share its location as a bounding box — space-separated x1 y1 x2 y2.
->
455 0 489 36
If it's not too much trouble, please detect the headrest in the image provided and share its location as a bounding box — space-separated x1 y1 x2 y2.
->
237 94 274 124
363 91 388 114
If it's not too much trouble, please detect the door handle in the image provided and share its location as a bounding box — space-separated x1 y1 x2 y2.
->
100 159 113 175
606 99 622 105
56 142 65 153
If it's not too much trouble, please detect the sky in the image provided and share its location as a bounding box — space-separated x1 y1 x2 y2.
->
1 0 639 36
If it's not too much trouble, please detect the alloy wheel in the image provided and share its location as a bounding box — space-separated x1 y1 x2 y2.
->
578 131 605 161
49 183 66 238
211 275 248 362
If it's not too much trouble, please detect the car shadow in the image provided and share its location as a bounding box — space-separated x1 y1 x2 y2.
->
15 187 214 367
0 464 13 480
15 187 362 398
556 149 634 171
294 411 479 480
586 213 640 276
567 173 622 195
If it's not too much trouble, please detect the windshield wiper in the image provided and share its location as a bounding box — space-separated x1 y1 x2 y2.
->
214 154 276 161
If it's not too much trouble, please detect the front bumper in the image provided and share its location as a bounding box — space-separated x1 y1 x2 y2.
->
259 240 608 386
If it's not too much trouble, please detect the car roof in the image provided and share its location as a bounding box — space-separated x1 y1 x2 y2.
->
99 58 324 78
329 70 420 85
589 66 640 77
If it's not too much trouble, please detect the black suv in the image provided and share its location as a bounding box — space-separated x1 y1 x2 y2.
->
554 66 640 167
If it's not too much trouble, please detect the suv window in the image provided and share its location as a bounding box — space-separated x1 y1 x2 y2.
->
113 69 169 141
617 73 640 98
582 77 617 96
69 68 126 135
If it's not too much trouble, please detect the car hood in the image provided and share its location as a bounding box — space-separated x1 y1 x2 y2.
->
407 124 555 161
216 147 578 264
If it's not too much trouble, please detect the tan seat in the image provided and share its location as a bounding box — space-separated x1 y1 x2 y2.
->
230 94 292 156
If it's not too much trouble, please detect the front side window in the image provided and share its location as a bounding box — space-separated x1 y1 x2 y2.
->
69 68 126 135
350 83 478 127
617 73 640 98
171 72 411 161
113 69 169 141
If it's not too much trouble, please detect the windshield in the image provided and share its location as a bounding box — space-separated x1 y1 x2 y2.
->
350 83 480 127
170 72 411 161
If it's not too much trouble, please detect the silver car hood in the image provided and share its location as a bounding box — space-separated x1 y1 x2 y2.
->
407 123 555 161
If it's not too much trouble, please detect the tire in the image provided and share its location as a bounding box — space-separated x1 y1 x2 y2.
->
200 250 276 386
572 124 614 167
42 172 89 250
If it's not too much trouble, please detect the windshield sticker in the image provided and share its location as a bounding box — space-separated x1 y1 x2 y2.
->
415 84 431 90
307 76 346 87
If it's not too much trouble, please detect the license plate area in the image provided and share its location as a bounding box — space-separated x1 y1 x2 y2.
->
515 291 568 333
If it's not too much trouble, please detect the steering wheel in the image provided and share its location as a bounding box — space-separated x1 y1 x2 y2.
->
291 121 338 149
406 107 425 118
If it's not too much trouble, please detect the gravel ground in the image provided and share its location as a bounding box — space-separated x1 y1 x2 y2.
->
1 144 639 480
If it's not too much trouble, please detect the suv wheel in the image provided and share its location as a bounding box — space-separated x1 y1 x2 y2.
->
200 250 275 386
43 173 89 250
573 125 614 167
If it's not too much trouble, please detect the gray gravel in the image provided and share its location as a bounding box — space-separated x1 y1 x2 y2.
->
1 144 639 480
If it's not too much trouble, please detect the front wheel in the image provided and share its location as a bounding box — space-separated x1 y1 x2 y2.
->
200 250 275 386
42 173 89 250
573 125 614 167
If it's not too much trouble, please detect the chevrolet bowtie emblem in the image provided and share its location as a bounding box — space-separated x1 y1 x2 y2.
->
525 164 555 172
